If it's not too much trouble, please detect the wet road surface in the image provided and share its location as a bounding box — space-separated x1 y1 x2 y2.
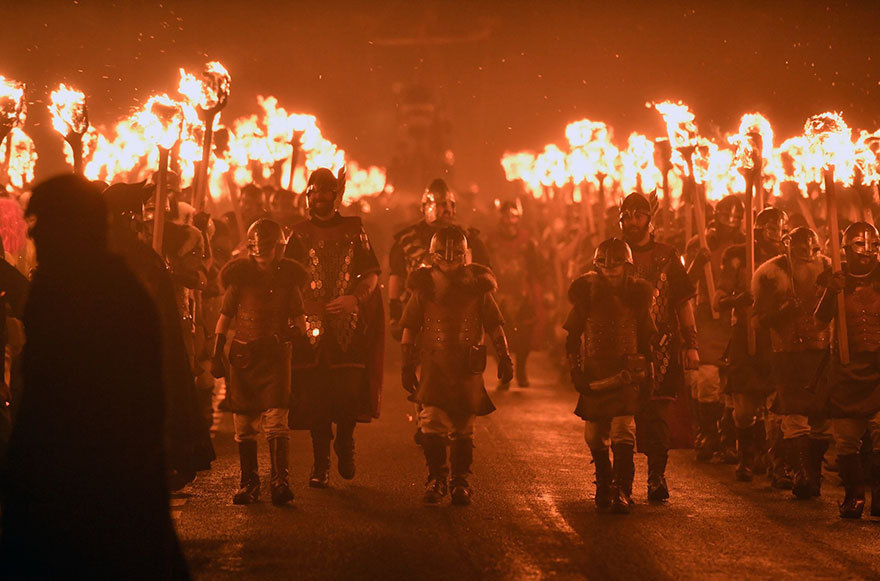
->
175 353 880 580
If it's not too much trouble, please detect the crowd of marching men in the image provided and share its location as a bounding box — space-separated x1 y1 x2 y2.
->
1 164 880 575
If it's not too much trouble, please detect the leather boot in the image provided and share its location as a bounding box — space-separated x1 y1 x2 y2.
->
334 421 356 480
769 431 793 490
752 419 769 477
233 440 260 505
735 426 755 482
268 437 294 505
647 453 670 502
719 407 739 464
871 453 880 517
591 448 613 511
422 434 449 505
695 402 722 463
515 351 530 387
611 443 635 515
808 438 829 497
837 453 865 519
309 428 331 489
450 437 474 506
790 435 812 500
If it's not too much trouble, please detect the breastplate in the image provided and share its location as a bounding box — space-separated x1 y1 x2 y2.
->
583 296 639 374
421 294 482 351
845 283 880 353
235 285 276 342
302 232 359 349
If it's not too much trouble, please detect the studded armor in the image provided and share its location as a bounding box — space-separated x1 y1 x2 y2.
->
845 283 880 353
286 214 381 367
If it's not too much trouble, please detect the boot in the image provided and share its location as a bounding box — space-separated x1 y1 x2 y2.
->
450 437 474 506
719 407 739 464
790 435 812 500
309 429 331 488
591 448 613 512
611 443 635 515
232 440 260 505
515 351 530 387
808 439 829 497
333 422 356 480
769 433 794 490
422 434 449 505
268 437 294 505
695 402 722 463
871 453 880 517
735 426 755 482
837 453 865 519
752 419 769 477
647 453 670 502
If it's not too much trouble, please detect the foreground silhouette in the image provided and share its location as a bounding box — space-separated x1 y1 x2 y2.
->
0 175 189 578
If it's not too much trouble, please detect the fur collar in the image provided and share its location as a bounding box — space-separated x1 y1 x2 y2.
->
406 263 497 299
568 271 653 312
221 257 308 289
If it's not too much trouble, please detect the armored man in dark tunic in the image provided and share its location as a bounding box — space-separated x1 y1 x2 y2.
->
285 168 384 489
400 227 514 506
619 192 698 502
213 219 306 506
815 222 880 519
752 227 832 500
565 238 656 514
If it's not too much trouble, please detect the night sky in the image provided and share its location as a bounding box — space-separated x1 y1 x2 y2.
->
2 0 879 194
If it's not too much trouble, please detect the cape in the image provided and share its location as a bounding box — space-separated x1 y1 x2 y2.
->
220 257 308 290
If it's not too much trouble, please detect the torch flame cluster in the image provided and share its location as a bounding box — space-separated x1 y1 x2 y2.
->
502 101 880 207
68 82 385 205
2 63 386 206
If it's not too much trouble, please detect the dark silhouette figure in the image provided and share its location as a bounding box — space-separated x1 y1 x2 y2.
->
104 182 215 488
0 175 189 579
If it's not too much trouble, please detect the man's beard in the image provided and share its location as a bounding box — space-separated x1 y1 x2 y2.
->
624 225 648 243
310 201 334 218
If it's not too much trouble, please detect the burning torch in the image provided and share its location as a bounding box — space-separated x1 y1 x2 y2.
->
138 95 184 255
49 84 89 175
655 101 718 318
805 112 854 365
180 61 231 212
734 130 763 354
0 77 26 178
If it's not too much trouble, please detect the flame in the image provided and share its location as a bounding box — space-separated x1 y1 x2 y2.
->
620 133 662 194
804 112 856 185
6 127 37 190
653 101 697 150
178 61 231 111
855 130 880 186
564 119 619 188
0 77 25 130
49 84 88 136
135 94 184 150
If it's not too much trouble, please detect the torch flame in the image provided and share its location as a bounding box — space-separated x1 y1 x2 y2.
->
0 77 26 130
178 61 231 111
49 84 88 136
653 101 697 150
804 112 856 184
135 94 184 151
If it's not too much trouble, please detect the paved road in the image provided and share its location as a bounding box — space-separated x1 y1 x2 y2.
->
175 353 880 580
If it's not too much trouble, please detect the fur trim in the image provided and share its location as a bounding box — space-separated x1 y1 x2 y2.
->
406 263 497 298
221 257 307 289
568 272 653 313
752 255 791 297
